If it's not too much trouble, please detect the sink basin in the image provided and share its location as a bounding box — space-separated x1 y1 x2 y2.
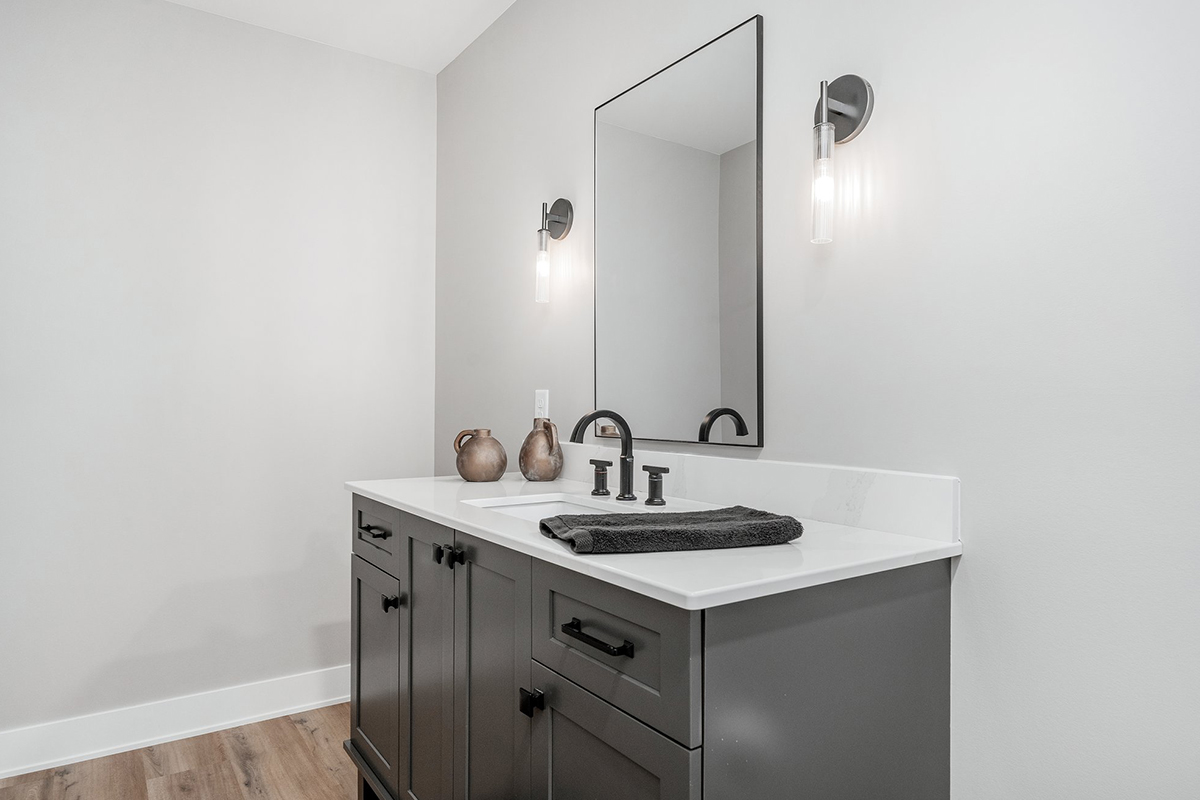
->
463 493 633 523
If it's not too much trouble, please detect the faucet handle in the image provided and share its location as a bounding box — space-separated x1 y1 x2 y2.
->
643 465 669 506
589 459 612 496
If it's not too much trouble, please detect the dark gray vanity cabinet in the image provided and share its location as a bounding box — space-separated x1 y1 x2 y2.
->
347 497 533 800
347 496 455 800
348 494 952 800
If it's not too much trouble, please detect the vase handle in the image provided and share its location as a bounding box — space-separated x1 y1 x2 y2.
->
454 429 475 453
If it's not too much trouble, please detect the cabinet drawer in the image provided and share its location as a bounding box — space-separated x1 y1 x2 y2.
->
530 662 700 800
531 562 702 748
351 494 402 576
351 495 450 579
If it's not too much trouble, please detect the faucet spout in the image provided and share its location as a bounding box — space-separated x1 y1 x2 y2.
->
569 410 636 501
698 407 750 442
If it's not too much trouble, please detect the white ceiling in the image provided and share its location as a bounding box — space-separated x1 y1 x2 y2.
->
163 0 517 74
596 21 757 155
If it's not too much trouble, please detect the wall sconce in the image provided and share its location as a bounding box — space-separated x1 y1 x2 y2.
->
536 198 573 302
811 75 873 244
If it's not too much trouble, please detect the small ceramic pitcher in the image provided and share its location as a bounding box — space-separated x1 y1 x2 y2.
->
454 429 507 482
519 418 563 482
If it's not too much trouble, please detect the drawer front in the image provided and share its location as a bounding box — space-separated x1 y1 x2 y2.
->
351 494 407 577
531 562 702 748
530 662 700 800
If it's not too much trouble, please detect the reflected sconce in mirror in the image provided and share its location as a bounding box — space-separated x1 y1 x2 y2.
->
811 75 873 244
535 198 573 303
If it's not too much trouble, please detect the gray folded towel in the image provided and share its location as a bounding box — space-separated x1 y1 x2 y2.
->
539 505 803 555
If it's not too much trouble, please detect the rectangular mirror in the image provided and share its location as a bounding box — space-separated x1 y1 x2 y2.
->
594 16 763 447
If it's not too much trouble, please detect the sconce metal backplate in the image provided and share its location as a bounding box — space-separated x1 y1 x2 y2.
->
547 198 574 240
813 74 873 143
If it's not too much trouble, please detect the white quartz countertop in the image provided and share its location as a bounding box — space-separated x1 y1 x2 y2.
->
346 474 962 610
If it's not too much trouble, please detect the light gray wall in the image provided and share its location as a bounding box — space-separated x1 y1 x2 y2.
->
595 122 721 441
0 0 436 731
715 139 758 444
434 0 1200 796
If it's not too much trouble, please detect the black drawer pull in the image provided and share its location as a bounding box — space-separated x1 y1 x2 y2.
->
519 687 545 718
433 543 445 563
358 525 391 540
560 617 635 659
381 594 402 613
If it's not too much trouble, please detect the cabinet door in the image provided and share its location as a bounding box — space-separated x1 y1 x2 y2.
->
404 515 456 800
529 663 700 800
452 532 532 800
351 555 406 798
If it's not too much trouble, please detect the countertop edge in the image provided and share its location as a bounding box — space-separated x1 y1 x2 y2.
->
345 479 962 610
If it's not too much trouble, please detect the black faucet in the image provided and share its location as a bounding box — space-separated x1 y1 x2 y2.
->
698 407 749 442
570 410 636 501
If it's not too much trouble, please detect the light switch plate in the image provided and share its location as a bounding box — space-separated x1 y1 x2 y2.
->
534 389 549 419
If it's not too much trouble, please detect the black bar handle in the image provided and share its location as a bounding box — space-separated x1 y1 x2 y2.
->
560 617 635 659
519 687 545 718
447 547 466 569
359 525 391 540
381 594 402 613
432 543 445 564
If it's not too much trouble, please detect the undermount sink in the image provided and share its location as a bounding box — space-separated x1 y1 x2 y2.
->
463 493 632 523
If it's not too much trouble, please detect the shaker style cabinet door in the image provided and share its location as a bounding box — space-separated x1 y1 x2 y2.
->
529 663 701 800
452 532 533 800
403 514 457 800
351 555 407 798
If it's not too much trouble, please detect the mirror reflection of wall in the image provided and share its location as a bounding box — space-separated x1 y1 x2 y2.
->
595 17 761 446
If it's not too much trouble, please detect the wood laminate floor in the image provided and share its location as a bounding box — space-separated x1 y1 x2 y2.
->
0 703 355 800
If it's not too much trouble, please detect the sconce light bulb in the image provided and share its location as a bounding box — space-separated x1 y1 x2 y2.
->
811 122 835 245
813 162 834 201
535 228 551 303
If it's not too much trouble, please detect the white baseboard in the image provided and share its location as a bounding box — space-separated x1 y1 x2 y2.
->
0 664 350 781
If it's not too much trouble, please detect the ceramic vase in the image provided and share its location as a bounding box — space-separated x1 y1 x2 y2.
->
454 428 507 482
518 418 563 481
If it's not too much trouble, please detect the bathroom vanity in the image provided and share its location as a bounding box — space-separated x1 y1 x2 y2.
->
342 465 960 800
345 15 961 800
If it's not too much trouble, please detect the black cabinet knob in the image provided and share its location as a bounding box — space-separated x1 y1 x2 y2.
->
434 543 465 569
519 687 545 717
381 594 402 613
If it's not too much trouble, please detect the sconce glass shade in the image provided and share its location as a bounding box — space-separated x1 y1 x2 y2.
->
811 121 835 244
535 227 550 303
